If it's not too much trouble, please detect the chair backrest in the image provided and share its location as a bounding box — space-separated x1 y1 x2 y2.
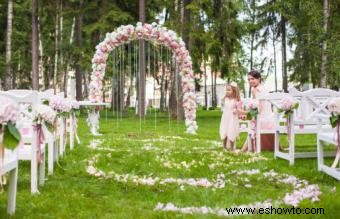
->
289 88 340 122
0 90 40 128
2 90 40 106
39 89 54 101
56 92 65 98
258 92 292 111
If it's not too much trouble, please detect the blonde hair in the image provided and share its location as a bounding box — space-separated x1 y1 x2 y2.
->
225 84 241 101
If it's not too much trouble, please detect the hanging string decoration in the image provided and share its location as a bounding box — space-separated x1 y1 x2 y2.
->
89 22 197 134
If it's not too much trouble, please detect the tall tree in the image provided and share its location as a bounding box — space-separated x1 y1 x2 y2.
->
138 0 146 117
280 15 287 92
4 0 13 90
75 0 83 100
53 1 59 92
320 0 329 87
32 0 39 90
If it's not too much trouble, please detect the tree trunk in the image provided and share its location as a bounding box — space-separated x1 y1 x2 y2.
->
38 18 45 90
16 52 21 87
320 0 329 87
169 64 177 117
44 56 51 89
211 70 214 107
175 0 190 119
281 15 287 92
160 63 166 111
53 5 59 93
75 11 83 100
249 33 255 97
4 0 13 90
204 59 208 108
32 0 39 90
272 27 278 92
164 75 169 109
213 71 217 107
64 17 75 95
59 0 64 94
138 0 146 117
120 57 125 112
83 70 88 98
125 86 131 110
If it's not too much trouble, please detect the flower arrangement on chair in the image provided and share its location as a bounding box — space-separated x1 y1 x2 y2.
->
277 96 299 139
277 96 299 118
49 96 72 117
34 104 57 132
327 98 340 167
0 96 21 151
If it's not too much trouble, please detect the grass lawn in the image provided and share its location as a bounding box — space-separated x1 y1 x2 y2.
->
1 109 339 218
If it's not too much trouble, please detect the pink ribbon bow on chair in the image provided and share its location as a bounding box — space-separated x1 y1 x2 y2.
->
33 124 45 164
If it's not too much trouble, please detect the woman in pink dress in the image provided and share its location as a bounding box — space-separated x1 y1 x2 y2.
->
219 82 242 151
242 70 275 151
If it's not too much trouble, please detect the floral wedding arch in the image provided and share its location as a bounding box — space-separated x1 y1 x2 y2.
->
89 22 197 134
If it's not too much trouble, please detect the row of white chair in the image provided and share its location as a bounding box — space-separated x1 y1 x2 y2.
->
0 89 79 214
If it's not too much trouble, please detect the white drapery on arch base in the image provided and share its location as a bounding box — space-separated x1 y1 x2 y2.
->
89 22 198 134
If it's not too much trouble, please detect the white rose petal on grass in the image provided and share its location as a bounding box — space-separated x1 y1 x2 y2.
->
87 166 97 175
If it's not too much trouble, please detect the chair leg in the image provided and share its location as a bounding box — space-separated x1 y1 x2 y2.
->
256 132 261 153
59 120 65 157
274 131 279 159
7 166 18 215
289 134 295 166
54 139 59 162
39 148 45 186
317 137 324 171
247 134 252 152
48 139 54 175
31 146 38 194
70 117 75 150
75 133 80 144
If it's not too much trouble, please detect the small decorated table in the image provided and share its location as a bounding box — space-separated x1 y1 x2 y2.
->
79 101 110 136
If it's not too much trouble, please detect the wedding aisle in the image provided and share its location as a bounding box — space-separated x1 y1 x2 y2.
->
1 110 339 218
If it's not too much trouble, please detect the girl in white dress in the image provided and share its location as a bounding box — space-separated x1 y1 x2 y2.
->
219 82 242 150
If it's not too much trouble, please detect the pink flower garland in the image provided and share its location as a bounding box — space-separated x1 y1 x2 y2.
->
89 22 197 134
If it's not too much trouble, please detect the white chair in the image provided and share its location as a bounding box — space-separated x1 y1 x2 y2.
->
0 148 19 215
38 90 57 175
273 88 339 165
317 114 340 180
0 90 46 193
